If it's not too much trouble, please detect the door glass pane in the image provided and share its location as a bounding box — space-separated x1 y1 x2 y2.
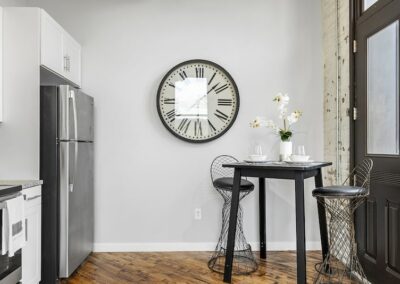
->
367 21 399 155
364 0 378 11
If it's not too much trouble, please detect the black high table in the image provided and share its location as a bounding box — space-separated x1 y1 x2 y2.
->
222 161 332 283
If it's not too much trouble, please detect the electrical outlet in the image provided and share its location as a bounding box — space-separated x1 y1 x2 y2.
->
194 208 202 220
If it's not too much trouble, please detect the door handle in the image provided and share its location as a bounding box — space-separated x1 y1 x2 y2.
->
69 142 79 193
64 55 68 71
69 90 79 194
64 55 71 72
67 55 70 72
70 90 78 141
25 218 28 242
23 194 41 201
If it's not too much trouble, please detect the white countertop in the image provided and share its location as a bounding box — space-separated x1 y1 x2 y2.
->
0 180 43 189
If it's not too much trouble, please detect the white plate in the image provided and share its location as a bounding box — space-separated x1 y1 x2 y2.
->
243 159 270 163
285 160 314 164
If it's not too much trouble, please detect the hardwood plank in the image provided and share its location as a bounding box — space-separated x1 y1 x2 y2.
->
61 251 359 283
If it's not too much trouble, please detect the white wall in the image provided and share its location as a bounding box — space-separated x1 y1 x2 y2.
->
2 0 324 250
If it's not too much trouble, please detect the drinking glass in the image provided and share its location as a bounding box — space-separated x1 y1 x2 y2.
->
255 144 263 156
297 145 306 156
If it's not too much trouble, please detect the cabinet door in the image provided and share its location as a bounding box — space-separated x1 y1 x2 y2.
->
22 201 42 284
40 10 63 75
62 33 81 87
0 7 3 122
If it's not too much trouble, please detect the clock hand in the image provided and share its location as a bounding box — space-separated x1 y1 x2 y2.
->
207 82 220 94
188 94 208 110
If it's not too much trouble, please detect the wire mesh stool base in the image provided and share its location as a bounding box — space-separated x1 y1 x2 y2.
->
208 191 258 275
314 198 368 284
315 253 367 284
208 246 257 275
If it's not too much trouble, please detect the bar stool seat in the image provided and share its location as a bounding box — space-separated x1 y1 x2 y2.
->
213 177 255 191
313 185 367 198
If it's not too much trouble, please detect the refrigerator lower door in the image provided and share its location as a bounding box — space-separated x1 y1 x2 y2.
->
58 85 94 142
59 141 94 278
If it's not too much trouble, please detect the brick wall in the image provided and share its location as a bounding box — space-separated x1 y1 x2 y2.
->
321 0 350 185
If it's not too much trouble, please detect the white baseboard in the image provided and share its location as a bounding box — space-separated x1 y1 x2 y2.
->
93 241 321 252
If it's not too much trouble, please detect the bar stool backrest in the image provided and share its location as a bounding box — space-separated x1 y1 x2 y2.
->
342 158 374 195
210 155 239 183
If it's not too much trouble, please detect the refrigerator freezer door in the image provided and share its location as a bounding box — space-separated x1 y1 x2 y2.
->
59 141 94 278
58 85 94 142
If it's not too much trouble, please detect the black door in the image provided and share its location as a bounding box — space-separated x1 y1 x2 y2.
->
354 0 400 283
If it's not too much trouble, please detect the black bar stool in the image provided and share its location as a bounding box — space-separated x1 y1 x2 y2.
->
312 158 373 283
208 155 258 275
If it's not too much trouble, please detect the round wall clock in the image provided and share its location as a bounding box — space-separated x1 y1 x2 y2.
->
157 59 240 143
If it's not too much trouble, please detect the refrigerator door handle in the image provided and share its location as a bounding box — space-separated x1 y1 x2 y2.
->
70 90 78 141
68 90 79 193
59 142 69 276
69 142 79 193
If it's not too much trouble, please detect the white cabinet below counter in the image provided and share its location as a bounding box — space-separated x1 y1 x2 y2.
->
22 185 42 284
40 9 81 87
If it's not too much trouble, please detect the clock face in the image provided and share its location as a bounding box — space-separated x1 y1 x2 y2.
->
157 60 240 143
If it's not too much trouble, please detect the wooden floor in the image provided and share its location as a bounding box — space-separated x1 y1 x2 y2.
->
63 251 358 283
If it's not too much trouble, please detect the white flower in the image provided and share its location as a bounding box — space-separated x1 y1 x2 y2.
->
250 93 302 136
273 93 290 110
279 107 288 119
265 120 280 133
265 119 275 128
250 117 262 128
287 110 302 125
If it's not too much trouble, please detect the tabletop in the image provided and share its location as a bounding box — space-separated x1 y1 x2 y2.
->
222 161 332 171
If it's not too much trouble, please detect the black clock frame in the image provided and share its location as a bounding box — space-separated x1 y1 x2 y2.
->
156 59 240 143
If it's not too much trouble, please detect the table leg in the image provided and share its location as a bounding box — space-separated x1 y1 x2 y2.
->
295 173 306 284
315 169 329 263
259 178 267 259
223 168 241 283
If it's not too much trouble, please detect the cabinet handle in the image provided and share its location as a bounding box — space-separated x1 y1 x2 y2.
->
64 55 69 72
67 56 71 72
25 195 41 201
25 218 28 242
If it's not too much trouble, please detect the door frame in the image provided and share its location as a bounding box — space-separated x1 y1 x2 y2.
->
350 0 398 171
349 0 356 173
350 1 400 282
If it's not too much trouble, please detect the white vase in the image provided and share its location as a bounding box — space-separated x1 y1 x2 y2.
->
279 141 292 161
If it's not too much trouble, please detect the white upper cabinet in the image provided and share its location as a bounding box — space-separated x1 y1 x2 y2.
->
0 7 3 122
40 10 81 87
62 32 81 86
40 11 63 76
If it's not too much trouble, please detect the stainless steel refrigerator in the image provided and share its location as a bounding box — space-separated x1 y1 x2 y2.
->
40 85 94 283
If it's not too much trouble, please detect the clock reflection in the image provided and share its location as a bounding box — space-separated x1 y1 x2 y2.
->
175 77 209 136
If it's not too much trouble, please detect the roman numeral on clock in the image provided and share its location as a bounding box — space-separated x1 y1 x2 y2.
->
178 118 190 132
208 72 216 85
194 119 203 136
166 109 175 122
184 120 191 134
215 84 229 94
218 99 232 106
163 98 175 104
195 67 204 78
208 82 220 94
208 120 216 132
214 110 229 122
179 71 188 80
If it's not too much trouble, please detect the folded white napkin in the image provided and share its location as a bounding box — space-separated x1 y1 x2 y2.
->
2 196 26 256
